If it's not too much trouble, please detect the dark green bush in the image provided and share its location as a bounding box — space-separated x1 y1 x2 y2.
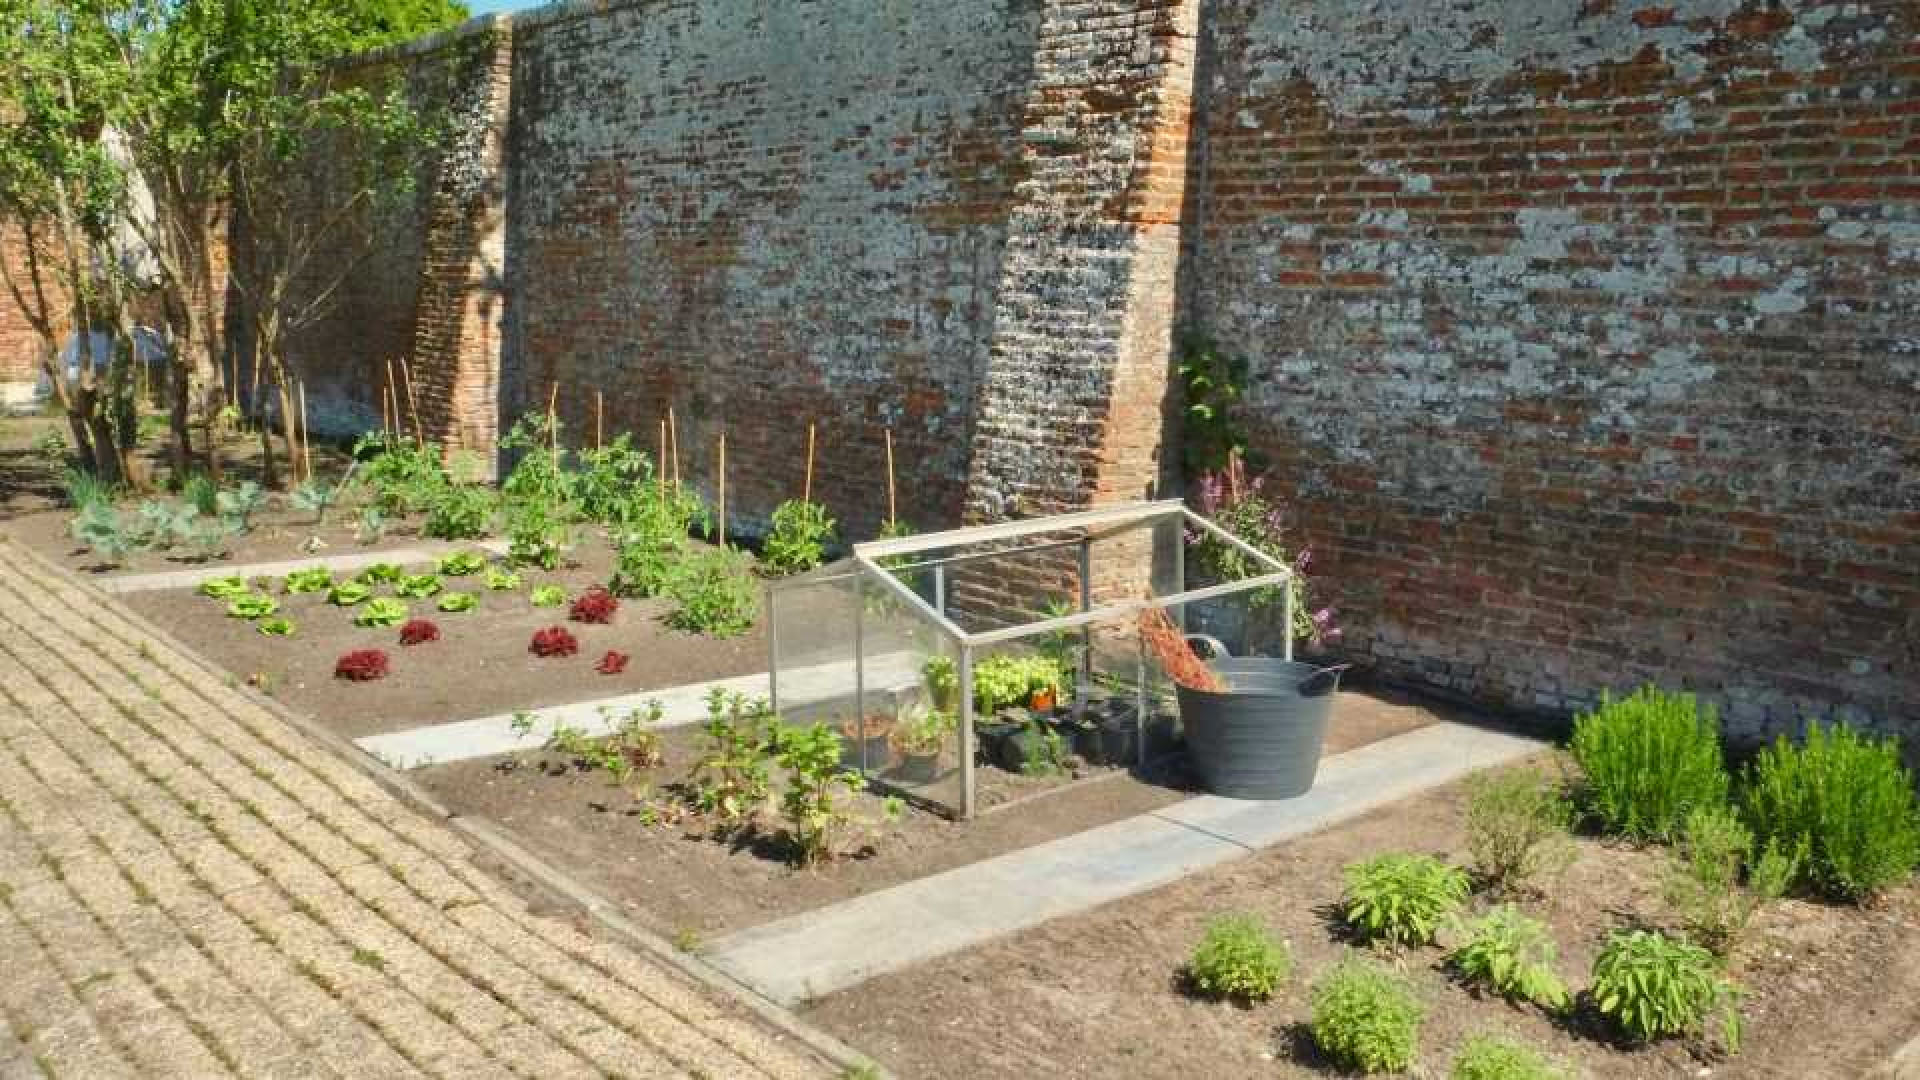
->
1741 721 1920 900
1570 686 1729 841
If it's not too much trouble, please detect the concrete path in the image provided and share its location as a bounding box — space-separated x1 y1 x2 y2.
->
356 652 923 770
0 536 834 1079
705 721 1543 1006
97 540 511 595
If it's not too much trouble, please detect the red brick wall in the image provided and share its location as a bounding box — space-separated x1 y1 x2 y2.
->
0 221 52 402
1191 0 1920 740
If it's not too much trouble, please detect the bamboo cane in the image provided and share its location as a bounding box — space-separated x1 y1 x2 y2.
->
802 422 816 505
667 406 680 493
296 381 312 485
885 428 897 527
399 358 424 444
717 430 726 549
658 419 669 496
384 359 399 438
546 380 560 473
594 390 604 452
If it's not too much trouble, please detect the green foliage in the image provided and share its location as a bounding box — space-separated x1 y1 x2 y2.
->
921 655 958 711
288 480 337 524
612 532 682 600
70 503 136 566
181 473 218 516
355 562 404 585
423 484 496 541
1341 854 1470 947
394 573 442 598
1184 914 1290 1003
62 468 115 513
1310 956 1422 1074
889 702 956 758
1740 721 1920 901
1464 766 1575 895
1449 1036 1568 1080
530 584 567 608
665 548 759 638
1176 337 1247 475
225 592 279 621
1186 455 1322 639
971 653 1069 714
327 581 372 606
355 505 390 545
436 591 477 613
1590 929 1741 1051
354 597 409 628
692 690 774 822
768 721 894 865
531 703 665 784
572 434 656 526
761 499 837 576
198 575 249 600
437 551 486 576
256 617 296 637
483 567 523 591
1665 806 1802 955
331 0 470 52
609 483 707 598
1571 686 1730 842
283 566 333 594
504 497 570 570
215 481 264 530
499 413 573 506
355 434 449 515
1444 905 1569 1011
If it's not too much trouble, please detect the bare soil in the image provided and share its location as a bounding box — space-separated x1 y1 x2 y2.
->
116 540 768 737
411 693 1434 941
803 762 1920 1080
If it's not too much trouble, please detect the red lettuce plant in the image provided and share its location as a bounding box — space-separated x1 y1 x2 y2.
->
334 649 391 682
529 625 580 658
569 586 619 624
596 650 630 675
398 619 440 646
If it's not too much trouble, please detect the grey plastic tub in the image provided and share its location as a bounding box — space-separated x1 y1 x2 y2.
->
1175 649 1347 800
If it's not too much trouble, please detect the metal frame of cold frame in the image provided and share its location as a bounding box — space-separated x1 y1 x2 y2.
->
767 500 1295 819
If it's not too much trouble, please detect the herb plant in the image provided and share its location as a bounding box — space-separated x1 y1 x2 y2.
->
423 484 495 541
768 720 893 865
1590 929 1741 1051
1571 686 1729 842
283 566 333 594
1184 914 1291 1003
1341 854 1470 947
665 548 758 637
436 591 478 613
355 598 410 628
504 497 570 569
921 655 958 711
1740 721 1920 900
1444 905 1569 1010
1186 453 1329 642
1310 955 1423 1074
1464 766 1576 895
1664 806 1801 955
761 499 837 576
1449 1036 1568 1080
692 690 774 822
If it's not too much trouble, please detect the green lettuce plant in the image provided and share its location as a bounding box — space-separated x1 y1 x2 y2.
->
354 597 409 628
530 584 567 607
394 573 442 598
327 582 373 606
437 550 487 576
283 566 333 594
198 575 250 600
483 567 523 591
226 593 279 620
257 617 296 637
436 592 478 613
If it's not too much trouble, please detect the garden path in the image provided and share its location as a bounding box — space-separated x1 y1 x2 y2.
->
0 536 839 1079
704 721 1543 1006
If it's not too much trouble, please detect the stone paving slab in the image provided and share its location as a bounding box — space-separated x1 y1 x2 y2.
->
704 721 1543 1006
95 540 510 595
0 535 835 1079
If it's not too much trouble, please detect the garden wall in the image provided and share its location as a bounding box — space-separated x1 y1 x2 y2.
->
268 0 1917 745
0 223 47 408
1191 0 1920 740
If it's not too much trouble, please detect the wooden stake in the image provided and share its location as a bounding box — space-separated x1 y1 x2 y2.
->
546 380 560 472
296 381 312 484
885 428 897 527
667 406 681 493
802 422 816 505
594 390 604 452
658 419 669 495
384 359 399 437
717 430 727 549
399 358 424 443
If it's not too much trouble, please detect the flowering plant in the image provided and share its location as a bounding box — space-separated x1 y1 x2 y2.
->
1188 453 1337 645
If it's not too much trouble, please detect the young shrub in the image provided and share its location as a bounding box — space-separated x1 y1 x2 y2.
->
422 484 495 541
692 689 774 822
530 584 567 608
437 551 487 577
1184 914 1291 1003
666 548 759 638
282 566 333 594
354 598 409 629
181 472 219 517
61 466 115 513
1443 905 1569 1011
1449 1036 1568 1080
504 497 571 570
761 499 838 577
1464 766 1576 895
1310 955 1422 1074
398 619 440 646
215 482 265 531
1663 805 1802 956
287 480 337 524
327 581 373 607
767 720 894 865
1589 929 1741 1051
569 586 619 624
257 617 296 638
611 533 682 599
1570 686 1729 842
334 649 391 682
436 591 478 613
596 650 630 675
1740 721 1920 901
1341 854 1470 947
529 625 579 658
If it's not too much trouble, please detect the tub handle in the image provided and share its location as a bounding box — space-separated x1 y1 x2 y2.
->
1183 633 1231 661
1297 664 1353 699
